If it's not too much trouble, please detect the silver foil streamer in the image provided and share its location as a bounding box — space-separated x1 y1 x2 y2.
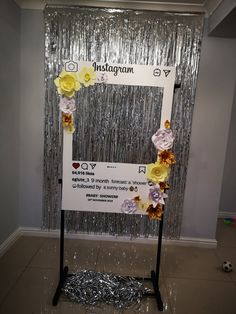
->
43 6 204 238
62 270 151 308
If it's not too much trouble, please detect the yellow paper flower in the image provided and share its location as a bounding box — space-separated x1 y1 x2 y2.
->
146 204 164 220
79 66 97 87
54 71 80 98
132 196 149 212
158 150 176 165
147 162 169 184
66 124 75 134
139 201 150 211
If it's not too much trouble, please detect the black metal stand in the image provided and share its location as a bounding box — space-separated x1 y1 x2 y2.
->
52 207 165 311
147 214 164 311
52 78 179 310
52 209 69 306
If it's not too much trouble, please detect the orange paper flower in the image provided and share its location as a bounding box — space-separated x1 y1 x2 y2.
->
63 113 73 126
133 196 141 202
146 204 164 220
159 182 170 191
62 113 75 133
158 150 176 165
164 120 171 129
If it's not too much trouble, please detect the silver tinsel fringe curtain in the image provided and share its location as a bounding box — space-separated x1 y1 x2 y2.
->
43 6 204 238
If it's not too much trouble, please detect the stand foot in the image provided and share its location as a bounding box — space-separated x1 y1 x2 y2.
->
52 266 69 306
151 270 163 311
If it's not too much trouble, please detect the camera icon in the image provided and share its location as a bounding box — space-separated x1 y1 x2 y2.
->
65 61 78 72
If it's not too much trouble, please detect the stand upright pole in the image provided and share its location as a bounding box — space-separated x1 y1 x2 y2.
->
52 180 69 306
150 213 164 311
156 213 164 281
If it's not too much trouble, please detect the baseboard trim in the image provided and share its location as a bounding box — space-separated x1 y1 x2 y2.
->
178 236 217 248
218 211 236 218
0 228 23 257
21 228 218 247
0 227 217 256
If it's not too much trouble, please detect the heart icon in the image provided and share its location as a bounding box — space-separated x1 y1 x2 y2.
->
72 162 80 169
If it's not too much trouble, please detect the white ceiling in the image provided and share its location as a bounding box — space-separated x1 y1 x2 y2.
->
14 0 220 13
14 0 236 37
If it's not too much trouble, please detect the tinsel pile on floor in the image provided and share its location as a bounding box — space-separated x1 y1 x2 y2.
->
62 270 151 308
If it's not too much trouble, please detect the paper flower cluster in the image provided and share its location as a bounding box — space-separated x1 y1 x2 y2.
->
54 67 96 133
145 121 175 219
121 120 175 220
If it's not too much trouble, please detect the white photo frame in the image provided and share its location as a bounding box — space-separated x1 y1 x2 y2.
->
62 61 176 214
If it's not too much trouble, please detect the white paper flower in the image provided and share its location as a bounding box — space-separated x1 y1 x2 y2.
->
149 185 168 207
59 97 76 114
78 66 96 87
97 72 108 83
152 128 174 151
121 199 137 214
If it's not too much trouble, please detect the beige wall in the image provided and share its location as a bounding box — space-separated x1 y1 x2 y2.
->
181 36 236 239
0 0 20 244
219 80 236 213
19 9 44 227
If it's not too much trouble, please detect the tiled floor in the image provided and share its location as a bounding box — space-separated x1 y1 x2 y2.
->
0 219 236 314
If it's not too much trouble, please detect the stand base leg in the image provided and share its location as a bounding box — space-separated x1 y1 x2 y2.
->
52 266 69 306
151 270 163 311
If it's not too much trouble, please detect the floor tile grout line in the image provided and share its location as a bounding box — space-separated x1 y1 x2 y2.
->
24 237 48 269
25 265 58 270
0 267 26 308
156 274 173 314
94 242 102 271
216 244 236 248
162 275 235 283
0 237 47 308
96 243 101 267
162 280 173 314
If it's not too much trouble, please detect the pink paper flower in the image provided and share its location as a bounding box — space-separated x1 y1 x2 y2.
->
59 97 76 114
152 128 174 151
97 72 108 83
